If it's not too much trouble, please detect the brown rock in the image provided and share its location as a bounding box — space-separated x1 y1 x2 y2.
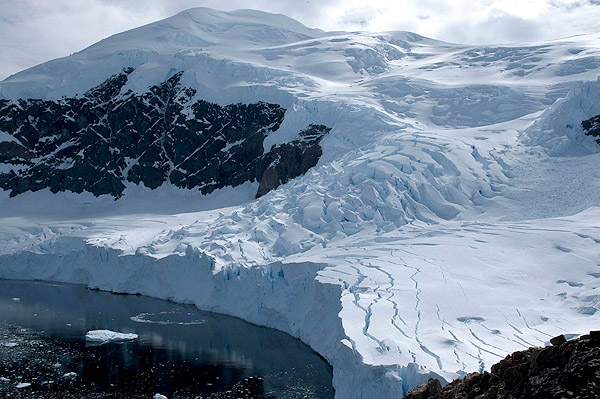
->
404 378 443 399
426 378 442 396
404 331 600 399
550 335 567 346
404 384 429 399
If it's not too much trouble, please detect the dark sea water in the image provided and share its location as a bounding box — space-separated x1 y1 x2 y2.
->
0 279 334 398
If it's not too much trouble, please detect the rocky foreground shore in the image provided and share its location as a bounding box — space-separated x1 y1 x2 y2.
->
405 331 600 399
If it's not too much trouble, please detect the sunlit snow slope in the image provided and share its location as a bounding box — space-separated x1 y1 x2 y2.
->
1 8 600 399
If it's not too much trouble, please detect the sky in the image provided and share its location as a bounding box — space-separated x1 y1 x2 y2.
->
1 0 600 80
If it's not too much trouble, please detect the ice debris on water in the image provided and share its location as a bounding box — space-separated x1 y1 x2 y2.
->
16 382 31 389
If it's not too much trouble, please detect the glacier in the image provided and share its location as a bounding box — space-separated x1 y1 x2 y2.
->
1 7 600 398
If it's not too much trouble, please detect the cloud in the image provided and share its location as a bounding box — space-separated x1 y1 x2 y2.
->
435 9 544 44
1 0 600 79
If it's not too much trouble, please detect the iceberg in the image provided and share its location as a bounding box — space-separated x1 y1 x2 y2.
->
85 330 138 344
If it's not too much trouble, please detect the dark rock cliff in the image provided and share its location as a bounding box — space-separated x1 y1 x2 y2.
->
0 68 330 199
404 331 600 399
582 114 600 143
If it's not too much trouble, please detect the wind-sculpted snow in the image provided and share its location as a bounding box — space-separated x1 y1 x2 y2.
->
2 7 600 399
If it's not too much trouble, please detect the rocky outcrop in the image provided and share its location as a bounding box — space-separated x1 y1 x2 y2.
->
404 331 600 399
0 68 329 199
582 114 600 143
256 123 329 197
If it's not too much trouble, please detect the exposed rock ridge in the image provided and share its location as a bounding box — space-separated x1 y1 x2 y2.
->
582 114 600 143
404 331 600 399
0 68 329 199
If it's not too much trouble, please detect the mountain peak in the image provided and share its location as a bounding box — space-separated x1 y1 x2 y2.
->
173 7 323 38
94 6 325 52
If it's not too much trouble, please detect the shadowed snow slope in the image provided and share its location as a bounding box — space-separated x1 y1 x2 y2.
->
1 7 600 399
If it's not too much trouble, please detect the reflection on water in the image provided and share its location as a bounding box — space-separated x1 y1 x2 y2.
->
0 279 334 398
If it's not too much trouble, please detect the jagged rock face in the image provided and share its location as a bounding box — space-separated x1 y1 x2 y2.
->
256 124 329 197
0 68 329 199
582 114 600 143
404 331 600 399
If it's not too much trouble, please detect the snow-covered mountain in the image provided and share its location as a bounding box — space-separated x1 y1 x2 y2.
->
1 7 600 398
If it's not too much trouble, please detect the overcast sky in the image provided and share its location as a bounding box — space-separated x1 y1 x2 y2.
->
2 0 600 80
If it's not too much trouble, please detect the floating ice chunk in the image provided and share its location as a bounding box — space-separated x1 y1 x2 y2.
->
85 330 138 344
0 377 9 382
16 382 31 389
11 298 20 302
154 394 168 399
63 372 77 378
2 342 18 348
